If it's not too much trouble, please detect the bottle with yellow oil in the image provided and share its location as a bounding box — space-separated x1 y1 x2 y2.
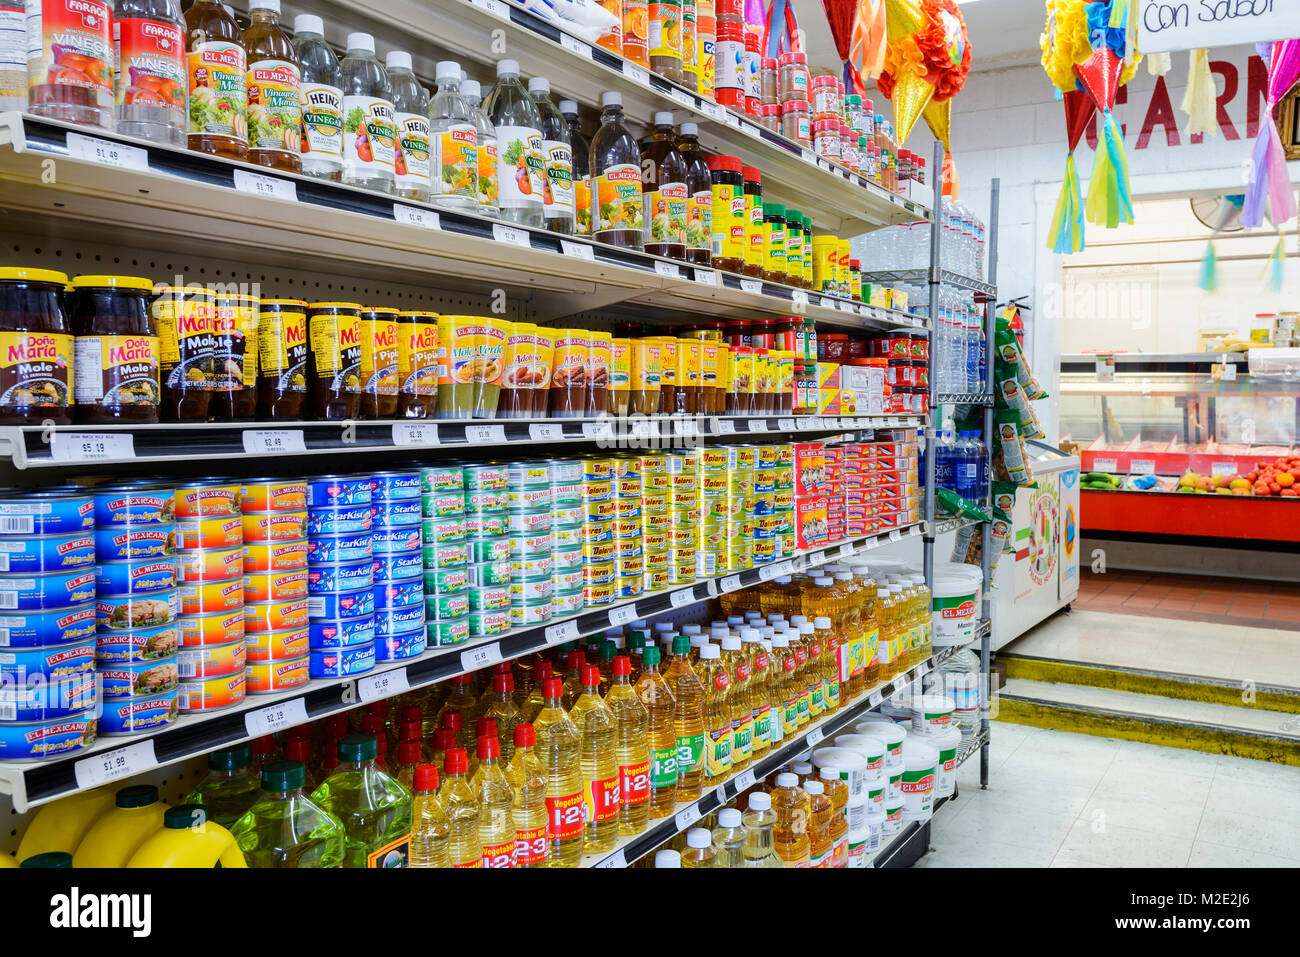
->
664 635 706 802
570 665 620 854
720 635 753 772
634 645 678 819
831 570 865 700
743 629 771 760
814 616 839 715
697 644 733 782
532 677 584 867
876 586 897 681
798 621 823 722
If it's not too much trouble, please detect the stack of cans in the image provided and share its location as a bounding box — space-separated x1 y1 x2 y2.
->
507 463 553 628
548 459 584 617
240 479 310 693
640 454 670 593
695 448 728 578
667 452 699 583
174 482 248 713
306 476 374 681
612 458 643 599
773 444 797 556
464 464 511 638
0 490 98 760
370 471 424 661
422 465 471 647
580 458 614 608
725 445 757 572
93 484 179 735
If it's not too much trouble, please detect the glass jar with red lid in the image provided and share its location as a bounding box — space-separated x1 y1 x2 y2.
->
780 99 811 144
779 51 809 102
811 75 838 121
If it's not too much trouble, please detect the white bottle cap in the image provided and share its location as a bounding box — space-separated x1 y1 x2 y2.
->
680 121 698 136
497 59 520 76
773 575 792 584
435 61 461 82
835 572 853 581
740 627 760 642
558 99 577 114
815 577 832 586
655 622 674 633
710 625 729 639
721 636 741 652
759 627 774 641
461 79 480 98
346 32 374 53
718 808 742 828
877 588 889 598
820 766 839 782
252 0 279 12
744 611 763 620
602 91 622 108
766 614 785 624
772 634 789 648
686 828 712 849
682 624 701 636
790 615 807 627
385 50 412 71
654 849 681 868
689 636 709 651
747 791 771 810
727 616 744 626
814 616 831 629
792 762 812 775
799 622 814 635
293 13 322 34
654 111 674 126
700 644 720 660
775 772 798 787
804 780 824 795
528 76 550 94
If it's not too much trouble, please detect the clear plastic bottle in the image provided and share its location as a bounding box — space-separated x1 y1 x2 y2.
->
799 620 824 721
712 807 745 867
113 0 186 145
741 790 783 867
744 630 772 759
696 643 732 782
243 0 301 173
505 723 550 867
655 848 682 868
875 586 896 680
942 646 982 736
185 744 261 828
309 734 413 868
229 760 345 867
528 78 575 235
664 635 705 802
390 738 422 792
590 91 644 250
819 766 849 867
560 100 592 236
338 33 395 194
805 779 833 867
519 660 553 724
890 583 910 670
720 635 752 772
407 763 450 867
484 60 544 227
532 677 584 867
569 665 620 854
641 112 688 260
606 655 651 836
436 673 479 755
771 633 795 746
814 615 840 715
770 771 810 867
293 15 343 181
460 78 498 217
561 649 586 711
481 671 521 762
471 735 516 867
439 747 482 867
681 827 716 867
634 645 679 819
385 50 431 201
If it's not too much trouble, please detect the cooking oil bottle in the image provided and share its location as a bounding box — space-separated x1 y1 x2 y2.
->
596 639 617 696
819 766 849 868
804 780 833 868
831 571 863 700
519 661 554 723
440 747 482 867
471 735 516 867
634 645 679 819
712 807 745 867
771 772 810 867
772 633 796 746
606 655 651 836
569 665 619 854
408 764 450 867
562 649 586 710
720 636 752 772
795 619 817 726
184 744 261 827
390 738 422 792
876 586 897 680
309 734 412 868
664 635 705 802
741 791 783 867
696 644 732 782
626 631 647 680
71 785 169 868
912 574 933 661
744 630 772 760
480 671 520 762
800 621 825 721
681 827 717 867
429 727 455 773
814 616 840 716
437 674 480 752
506 723 550 868
532 677 584 867
229 760 346 868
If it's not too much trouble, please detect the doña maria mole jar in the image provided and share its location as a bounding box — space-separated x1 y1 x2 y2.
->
69 275 161 424
306 301 361 420
396 310 438 418
0 268 73 425
209 290 260 420
256 298 307 419
151 283 214 422
359 305 399 418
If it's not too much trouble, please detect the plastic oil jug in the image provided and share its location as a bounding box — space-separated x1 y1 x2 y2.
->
126 805 247 867
408 763 450 868
15 787 114 861
228 760 345 868
471 735 516 867
71 785 170 868
309 734 413 868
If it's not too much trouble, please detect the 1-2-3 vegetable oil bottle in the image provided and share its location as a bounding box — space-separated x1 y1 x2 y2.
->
471 735 516 867
229 760 345 867
441 747 482 867
606 655 651 836
664 635 705 802
570 665 620 854
505 723 550 868
634 645 678 819
408 764 450 867
532 677 584 867
697 643 732 781
309 734 412 868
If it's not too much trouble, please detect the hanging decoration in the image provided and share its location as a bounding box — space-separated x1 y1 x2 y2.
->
1047 90 1097 253
762 0 803 60
1145 51 1171 76
1265 235 1287 293
876 0 971 145
1195 194 1243 293
1242 39 1300 229
1198 242 1220 293
1181 49 1217 138
810 0 857 93
921 97 959 197
848 0 888 91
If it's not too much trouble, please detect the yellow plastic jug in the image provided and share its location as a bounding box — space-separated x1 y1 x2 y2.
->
16 787 116 860
0 852 17 868
126 805 247 868
71 785 169 868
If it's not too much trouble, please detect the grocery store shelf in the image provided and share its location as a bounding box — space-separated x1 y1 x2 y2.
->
935 393 994 406
0 413 925 470
929 514 986 535
0 523 923 812
584 644 956 868
872 793 952 868
955 727 990 769
861 268 997 301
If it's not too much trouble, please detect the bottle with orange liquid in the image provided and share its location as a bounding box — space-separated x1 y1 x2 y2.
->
596 0 624 55
623 0 650 67
634 645 679 819
664 635 705 802
804 780 833 868
770 772 810 867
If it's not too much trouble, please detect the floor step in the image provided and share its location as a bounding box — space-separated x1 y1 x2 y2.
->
1001 653 1300 715
997 678 1300 766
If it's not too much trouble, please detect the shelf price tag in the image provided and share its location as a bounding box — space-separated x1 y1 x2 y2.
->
838 542 857 556
392 422 440 446
1210 461 1236 477
778 418 797 432
717 419 737 434
233 169 298 201
693 268 718 286
529 423 564 440
675 804 703 830
1131 459 1155 476
559 32 592 58
733 768 756 792
608 604 638 626
545 620 578 644
66 132 150 171
758 560 794 581
720 575 742 593
807 727 825 745
469 0 510 19
74 741 157 789
801 149 817 165
630 419 660 440
243 429 305 454
668 88 695 108
245 697 308 737
702 102 726 122
357 667 409 703
889 528 903 543
837 301 855 313
49 432 136 462
676 418 701 437
493 223 531 248
739 279 763 295
820 297 836 309
582 422 613 440
790 290 809 313
1093 458 1117 473
560 239 595 261
654 261 681 279
466 424 506 444
461 642 502 671
393 203 440 230
869 690 884 707
593 849 626 868
622 62 650 85
670 587 697 608
747 420 768 432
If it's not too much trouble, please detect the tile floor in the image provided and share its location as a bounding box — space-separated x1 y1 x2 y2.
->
915 721 1300 867
1075 568 1300 632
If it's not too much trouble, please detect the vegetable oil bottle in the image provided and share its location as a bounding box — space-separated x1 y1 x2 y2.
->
851 565 881 686
471 735 516 867
814 616 840 716
744 630 772 759
248 735 277 779
596 639 618 696
480 671 520 762
569 665 619 853
519 661 553 723
505 723 550 868
562 649 586 710
794 619 815 726
771 633 794 746
184 744 261 827
429 727 455 773
634 645 678 819
912 574 933 661
720 636 752 772
625 630 647 680
770 772 810 868
309 734 412 868
437 674 479 752
391 739 422 792
741 791 783 867
408 764 450 867
681 827 716 867
606 655 651 836
338 32 396 194
712 808 745 867
804 780 833 868
439 747 482 867
696 643 732 782
898 579 919 670
800 621 824 721
532 677 584 867
229 760 345 867
664 635 705 802
71 785 169 868
832 570 864 700
819 766 849 868
876 586 896 680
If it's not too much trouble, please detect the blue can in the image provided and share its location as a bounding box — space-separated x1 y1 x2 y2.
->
93 524 175 561
0 534 95 574
371 499 421 528
308 617 376 648
307 531 372 564
94 559 176 596
373 552 422 583
305 506 372 537
99 688 179 735
0 491 94 535
92 485 175 526
375 629 426 661
307 560 374 593
94 621 181 663
98 655 179 699
310 642 376 678
0 570 97 611
307 587 374 621
307 475 372 508
369 471 421 502
375 579 423 610
374 603 424 637
0 604 96 649
0 710 97 760
0 641 97 720
372 526 421 554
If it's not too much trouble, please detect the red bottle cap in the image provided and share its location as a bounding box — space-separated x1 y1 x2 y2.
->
451 673 471 686
399 719 421 741
432 728 456 751
514 723 536 747
779 51 806 66
413 763 439 792
536 661 554 680
612 655 631 676
566 650 586 671
250 735 274 755
581 664 601 687
440 711 462 731
761 56 777 69
288 723 312 741
444 747 468 774
492 673 510 693
366 699 388 717
284 739 310 763
400 703 422 722
494 661 512 673
361 714 384 736
477 735 499 760
542 677 563 698
397 739 422 764
327 713 348 734
743 165 761 182
476 717 498 739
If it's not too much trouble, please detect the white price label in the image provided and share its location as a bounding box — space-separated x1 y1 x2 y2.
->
48 432 136 462
669 88 695 108
393 203 440 230
461 642 503 671
1218 362 1237 381
392 422 440 446
820 297 836 309
545 620 579 644
654 261 681 279
1093 458 1117 473
739 279 763 295
670 588 697 608
693 268 718 286
608 604 637 626
721 575 742 593
889 528 903 542
869 690 884 707
675 805 703 830
582 422 613 440
838 301 855 313
470 0 510 19
357 667 409 703
559 32 592 58
733 768 756 792
801 149 817 165
839 543 857 556
74 741 156 789
748 420 768 432
740 121 762 139
702 102 725 121
724 112 743 129
778 418 796 432
233 169 298 201
245 697 308 737
808 550 827 565
807 727 825 745
493 223 531 248
529 423 563 440
718 419 737 434
66 132 149 171
560 239 595 260
243 429 306 454
790 290 809 312
894 677 909 696
1131 459 1155 476
622 62 650 85
1210 462 1236 477
466 424 506 444
676 418 700 437
759 560 794 581
594 849 626 868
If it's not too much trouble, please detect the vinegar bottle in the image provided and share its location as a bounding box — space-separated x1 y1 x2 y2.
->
681 827 716 867
678 122 713 266
407 764 450 868
529 77 576 235
441 747 482 867
114 0 187 145
461 78 498 217
606 655 651 836
634 645 679 819
386 50 431 201
243 0 301 173
804 780 833 868
590 92 644 250
532 677 584 867
569 665 620 854
560 100 592 235
338 33 396 194
741 791 783 867
641 112 688 260
505 723 550 868
770 772 810 867
185 0 248 160
664 634 705 801
696 643 732 783
484 59 545 227
293 15 343 181
471 736 516 868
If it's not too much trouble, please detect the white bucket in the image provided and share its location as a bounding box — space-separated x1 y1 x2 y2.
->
812 746 870 800
854 719 907 768
929 726 962 798
910 694 955 734
862 805 884 855
900 738 939 821
932 566 981 647
847 824 871 868
866 779 884 812
886 764 904 802
830 734 885 780
882 797 904 837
